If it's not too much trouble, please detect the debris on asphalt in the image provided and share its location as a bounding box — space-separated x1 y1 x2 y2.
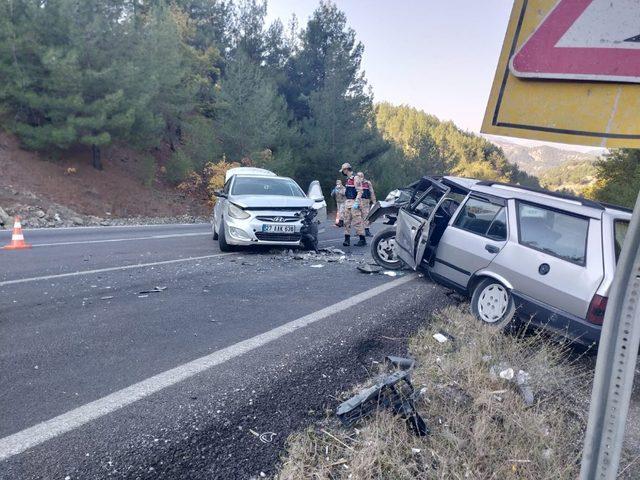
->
137 295 149 298
137 286 167 294
249 429 276 444
100 296 114 300
336 365 429 436
309 264 324 268
357 263 383 274
318 247 346 255
275 248 351 264
260 432 276 444
383 270 405 277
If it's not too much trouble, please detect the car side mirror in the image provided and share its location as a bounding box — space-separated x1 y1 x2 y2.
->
214 190 227 198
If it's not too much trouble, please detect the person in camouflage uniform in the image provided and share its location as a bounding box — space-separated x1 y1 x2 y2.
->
331 179 347 227
357 172 377 237
339 162 366 247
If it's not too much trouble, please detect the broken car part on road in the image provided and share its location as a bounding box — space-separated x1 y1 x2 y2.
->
336 356 428 437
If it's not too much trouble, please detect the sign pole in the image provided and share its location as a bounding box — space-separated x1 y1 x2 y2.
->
580 192 640 479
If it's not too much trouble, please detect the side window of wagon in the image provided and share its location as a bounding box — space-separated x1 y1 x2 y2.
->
517 202 589 265
453 197 507 241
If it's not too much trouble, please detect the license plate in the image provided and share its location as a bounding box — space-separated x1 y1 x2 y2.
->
262 224 295 233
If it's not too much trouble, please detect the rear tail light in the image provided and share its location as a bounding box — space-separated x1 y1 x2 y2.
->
587 295 608 325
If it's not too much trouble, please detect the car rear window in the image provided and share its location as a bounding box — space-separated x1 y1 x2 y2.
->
517 202 589 265
232 177 305 197
614 219 629 264
454 197 507 241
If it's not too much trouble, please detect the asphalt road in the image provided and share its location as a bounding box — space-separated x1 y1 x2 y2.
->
0 222 450 479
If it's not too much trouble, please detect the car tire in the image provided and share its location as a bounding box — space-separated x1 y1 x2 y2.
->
371 227 403 270
470 278 515 328
218 221 234 252
212 222 219 240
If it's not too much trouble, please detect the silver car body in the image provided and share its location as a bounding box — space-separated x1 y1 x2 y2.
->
394 176 632 344
212 171 327 247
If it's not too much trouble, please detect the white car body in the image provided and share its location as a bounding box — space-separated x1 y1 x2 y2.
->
212 171 327 248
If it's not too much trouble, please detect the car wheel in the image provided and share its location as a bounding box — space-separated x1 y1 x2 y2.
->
218 220 234 252
212 221 219 240
371 227 403 270
471 278 515 328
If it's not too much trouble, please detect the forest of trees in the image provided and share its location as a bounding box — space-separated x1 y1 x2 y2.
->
584 149 640 209
0 0 583 202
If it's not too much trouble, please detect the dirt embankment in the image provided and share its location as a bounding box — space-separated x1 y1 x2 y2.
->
0 131 208 228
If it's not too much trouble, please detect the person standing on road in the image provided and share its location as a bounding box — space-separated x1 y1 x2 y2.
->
340 163 366 247
331 179 346 227
357 172 377 237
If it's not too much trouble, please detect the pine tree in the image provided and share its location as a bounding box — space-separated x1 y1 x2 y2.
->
214 50 292 164
289 1 386 189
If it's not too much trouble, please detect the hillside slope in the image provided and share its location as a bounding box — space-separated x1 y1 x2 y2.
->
489 138 599 175
0 131 207 227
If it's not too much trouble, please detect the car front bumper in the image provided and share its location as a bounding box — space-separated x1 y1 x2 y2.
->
224 216 305 246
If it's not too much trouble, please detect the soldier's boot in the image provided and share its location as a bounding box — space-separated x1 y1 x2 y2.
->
355 235 367 247
343 235 351 247
365 228 372 237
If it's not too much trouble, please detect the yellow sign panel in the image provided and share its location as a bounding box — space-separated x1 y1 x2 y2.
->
482 0 640 148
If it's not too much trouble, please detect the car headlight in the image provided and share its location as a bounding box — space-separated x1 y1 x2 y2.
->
228 203 250 220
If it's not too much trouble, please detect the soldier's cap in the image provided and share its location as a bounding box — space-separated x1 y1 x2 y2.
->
339 162 352 173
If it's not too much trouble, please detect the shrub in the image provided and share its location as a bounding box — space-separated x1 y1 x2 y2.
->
165 149 194 184
132 153 157 187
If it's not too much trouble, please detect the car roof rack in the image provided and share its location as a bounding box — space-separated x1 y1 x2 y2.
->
475 180 606 210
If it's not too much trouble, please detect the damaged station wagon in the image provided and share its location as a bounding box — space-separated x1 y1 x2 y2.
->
382 176 631 346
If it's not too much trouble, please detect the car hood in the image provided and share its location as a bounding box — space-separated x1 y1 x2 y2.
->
230 195 313 209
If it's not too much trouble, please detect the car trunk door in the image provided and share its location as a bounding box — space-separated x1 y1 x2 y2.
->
395 179 450 270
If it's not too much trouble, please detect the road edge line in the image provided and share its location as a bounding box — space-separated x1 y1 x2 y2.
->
0 274 416 461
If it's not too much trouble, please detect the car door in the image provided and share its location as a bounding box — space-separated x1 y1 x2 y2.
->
489 200 604 320
214 177 232 231
431 194 509 288
395 179 450 270
307 180 327 225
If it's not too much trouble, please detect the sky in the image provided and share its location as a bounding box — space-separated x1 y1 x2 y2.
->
266 0 598 153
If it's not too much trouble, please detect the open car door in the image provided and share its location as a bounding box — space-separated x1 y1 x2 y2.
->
394 178 450 270
307 180 327 229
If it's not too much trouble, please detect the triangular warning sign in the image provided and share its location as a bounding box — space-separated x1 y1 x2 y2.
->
510 0 640 83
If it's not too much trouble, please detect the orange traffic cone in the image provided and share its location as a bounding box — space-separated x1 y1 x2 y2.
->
2 216 32 250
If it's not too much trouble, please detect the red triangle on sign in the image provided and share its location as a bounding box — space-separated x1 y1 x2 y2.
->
510 0 640 83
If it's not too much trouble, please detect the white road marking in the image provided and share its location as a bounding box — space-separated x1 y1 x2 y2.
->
0 254 233 287
30 232 211 247
19 222 209 232
0 236 346 287
0 274 415 461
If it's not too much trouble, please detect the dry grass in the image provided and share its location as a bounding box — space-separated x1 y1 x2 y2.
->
277 305 596 480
